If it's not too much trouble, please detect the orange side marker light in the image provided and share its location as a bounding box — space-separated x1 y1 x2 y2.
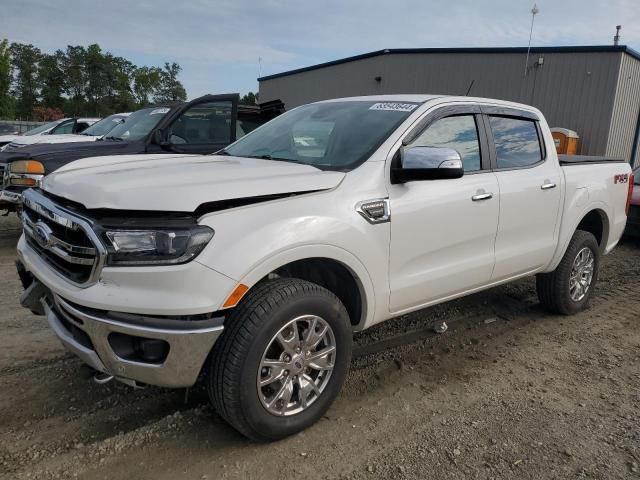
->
223 283 249 308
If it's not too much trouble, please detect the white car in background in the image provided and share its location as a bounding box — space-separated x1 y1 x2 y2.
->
2 114 130 151
0 117 101 150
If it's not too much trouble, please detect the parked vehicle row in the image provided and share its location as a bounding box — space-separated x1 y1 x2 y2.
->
15 94 633 441
2 113 130 150
0 94 282 213
0 117 100 149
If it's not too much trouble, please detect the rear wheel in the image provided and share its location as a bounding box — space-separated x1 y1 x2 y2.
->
536 230 600 315
206 278 352 441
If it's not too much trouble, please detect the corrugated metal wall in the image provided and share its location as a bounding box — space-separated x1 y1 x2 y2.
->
259 51 629 157
607 54 640 166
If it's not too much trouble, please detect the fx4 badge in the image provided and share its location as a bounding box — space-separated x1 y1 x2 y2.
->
614 174 629 184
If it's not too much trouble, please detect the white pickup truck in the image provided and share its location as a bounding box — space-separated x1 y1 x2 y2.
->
16 95 633 441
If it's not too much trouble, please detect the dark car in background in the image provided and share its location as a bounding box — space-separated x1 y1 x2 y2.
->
0 94 283 212
625 167 640 237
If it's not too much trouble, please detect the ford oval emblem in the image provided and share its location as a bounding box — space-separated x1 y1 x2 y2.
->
33 221 53 249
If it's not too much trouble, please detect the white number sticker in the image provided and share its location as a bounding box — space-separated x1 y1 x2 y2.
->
369 102 418 112
150 108 170 115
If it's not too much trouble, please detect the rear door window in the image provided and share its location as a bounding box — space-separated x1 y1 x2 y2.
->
489 116 543 168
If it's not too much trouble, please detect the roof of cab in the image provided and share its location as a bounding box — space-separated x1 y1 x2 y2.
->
318 94 443 104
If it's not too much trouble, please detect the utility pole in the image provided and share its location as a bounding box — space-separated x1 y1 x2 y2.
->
524 4 540 77
614 25 622 45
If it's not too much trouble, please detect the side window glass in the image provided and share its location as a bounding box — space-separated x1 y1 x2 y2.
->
236 119 260 139
74 122 90 133
411 115 481 172
51 121 74 135
489 116 542 168
170 101 232 145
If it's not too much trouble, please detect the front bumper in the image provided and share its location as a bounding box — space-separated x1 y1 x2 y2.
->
41 292 223 388
18 233 237 388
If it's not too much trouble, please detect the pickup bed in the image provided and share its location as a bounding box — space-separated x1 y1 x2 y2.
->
15 95 633 441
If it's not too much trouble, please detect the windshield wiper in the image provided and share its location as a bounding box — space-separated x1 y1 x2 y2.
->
104 136 123 141
249 154 302 163
216 149 231 156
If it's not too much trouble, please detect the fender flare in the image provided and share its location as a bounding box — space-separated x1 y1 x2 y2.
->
235 244 377 329
548 202 610 271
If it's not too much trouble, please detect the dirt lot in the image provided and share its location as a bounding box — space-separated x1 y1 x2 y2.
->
0 214 639 480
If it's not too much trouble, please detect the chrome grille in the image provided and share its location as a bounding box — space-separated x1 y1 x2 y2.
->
22 189 105 286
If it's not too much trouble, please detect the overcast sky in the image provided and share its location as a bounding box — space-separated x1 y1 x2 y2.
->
2 0 639 99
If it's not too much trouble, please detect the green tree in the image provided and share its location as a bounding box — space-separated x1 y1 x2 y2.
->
38 50 65 110
62 45 87 116
102 54 137 113
10 42 41 118
0 39 14 118
240 92 256 105
84 43 107 115
154 62 187 103
133 66 162 106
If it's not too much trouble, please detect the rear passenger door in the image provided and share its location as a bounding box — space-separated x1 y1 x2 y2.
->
484 108 562 280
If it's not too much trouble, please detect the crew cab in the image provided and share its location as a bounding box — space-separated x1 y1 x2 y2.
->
0 94 282 212
2 113 130 150
15 95 632 441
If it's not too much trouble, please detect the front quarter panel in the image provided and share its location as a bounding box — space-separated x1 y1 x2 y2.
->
195 162 390 329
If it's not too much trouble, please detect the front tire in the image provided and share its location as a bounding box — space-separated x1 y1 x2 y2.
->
536 230 600 315
207 278 352 441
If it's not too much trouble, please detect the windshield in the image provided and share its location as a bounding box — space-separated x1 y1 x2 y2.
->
81 114 127 137
24 119 65 136
106 107 169 140
223 101 418 171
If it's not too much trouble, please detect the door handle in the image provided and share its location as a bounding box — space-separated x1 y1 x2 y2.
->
541 182 557 190
471 192 493 201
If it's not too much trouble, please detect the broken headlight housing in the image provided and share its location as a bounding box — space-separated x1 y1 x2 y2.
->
103 225 214 266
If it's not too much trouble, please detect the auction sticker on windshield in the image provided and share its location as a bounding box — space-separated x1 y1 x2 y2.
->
369 103 418 112
150 108 170 115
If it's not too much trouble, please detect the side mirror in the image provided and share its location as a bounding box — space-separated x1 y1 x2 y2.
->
392 146 464 183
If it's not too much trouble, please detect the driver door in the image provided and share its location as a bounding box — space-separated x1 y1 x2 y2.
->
149 94 239 154
388 106 499 313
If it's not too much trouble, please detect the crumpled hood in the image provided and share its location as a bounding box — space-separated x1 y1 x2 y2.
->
43 154 345 212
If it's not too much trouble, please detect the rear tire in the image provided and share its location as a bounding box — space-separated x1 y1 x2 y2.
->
206 278 352 441
536 230 600 315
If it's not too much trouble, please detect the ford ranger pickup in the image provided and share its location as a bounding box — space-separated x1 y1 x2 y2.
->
15 95 633 441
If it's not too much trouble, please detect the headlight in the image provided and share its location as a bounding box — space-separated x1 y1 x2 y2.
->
103 225 214 266
7 160 45 187
10 160 45 174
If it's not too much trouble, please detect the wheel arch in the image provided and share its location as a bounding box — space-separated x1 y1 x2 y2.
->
575 208 609 252
548 206 610 272
234 245 375 330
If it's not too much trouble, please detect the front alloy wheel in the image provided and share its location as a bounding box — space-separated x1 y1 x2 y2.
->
207 278 352 441
258 315 336 416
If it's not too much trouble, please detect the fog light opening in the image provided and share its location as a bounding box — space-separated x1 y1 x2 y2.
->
108 333 170 364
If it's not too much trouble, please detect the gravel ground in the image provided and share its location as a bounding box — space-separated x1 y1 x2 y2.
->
0 215 639 480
